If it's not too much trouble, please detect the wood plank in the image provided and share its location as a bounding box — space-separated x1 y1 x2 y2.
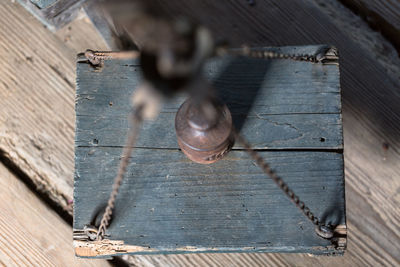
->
0 1 106 217
0 0 399 265
74 148 345 256
0 162 110 266
73 46 345 256
75 47 342 150
338 0 400 53
55 10 109 53
16 0 84 30
135 0 399 265
152 0 400 152
76 113 342 150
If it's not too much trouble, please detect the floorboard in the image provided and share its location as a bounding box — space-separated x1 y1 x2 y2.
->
0 162 110 266
0 0 399 265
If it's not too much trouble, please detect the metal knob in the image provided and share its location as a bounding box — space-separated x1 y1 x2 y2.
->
175 97 233 164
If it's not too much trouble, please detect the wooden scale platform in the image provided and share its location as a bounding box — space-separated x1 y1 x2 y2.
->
73 45 346 257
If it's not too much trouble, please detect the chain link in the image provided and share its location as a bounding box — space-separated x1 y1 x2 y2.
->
92 47 334 240
238 47 319 62
219 46 337 65
233 129 334 239
229 48 336 238
96 105 144 241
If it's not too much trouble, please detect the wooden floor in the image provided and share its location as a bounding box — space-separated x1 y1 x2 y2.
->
0 0 399 266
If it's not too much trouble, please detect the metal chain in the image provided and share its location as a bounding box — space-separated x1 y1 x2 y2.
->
230 47 336 239
90 47 334 240
218 46 338 65
236 47 318 62
233 129 334 239
96 105 144 241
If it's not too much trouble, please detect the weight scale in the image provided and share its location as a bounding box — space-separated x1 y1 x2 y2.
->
73 45 346 257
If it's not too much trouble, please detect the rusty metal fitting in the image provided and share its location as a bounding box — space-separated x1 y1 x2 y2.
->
175 98 233 164
315 225 334 239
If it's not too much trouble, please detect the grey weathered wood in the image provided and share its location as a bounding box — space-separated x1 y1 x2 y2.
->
74 149 344 255
74 46 345 257
1 0 397 265
17 0 84 30
75 46 342 150
30 0 58 9
76 113 342 150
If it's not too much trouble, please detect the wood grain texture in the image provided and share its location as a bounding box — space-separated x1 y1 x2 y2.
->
55 10 109 53
75 47 342 150
75 148 345 255
0 0 399 265
120 1 400 264
0 1 107 217
16 0 84 30
0 162 110 266
338 0 400 53
74 47 345 256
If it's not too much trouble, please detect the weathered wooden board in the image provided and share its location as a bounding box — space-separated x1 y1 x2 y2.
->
75 47 342 150
0 1 107 219
338 0 400 53
74 149 345 256
16 0 85 30
73 46 346 257
2 0 400 265
30 0 58 9
0 162 110 266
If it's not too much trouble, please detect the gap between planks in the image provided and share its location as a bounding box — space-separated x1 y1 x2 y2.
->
0 0 399 266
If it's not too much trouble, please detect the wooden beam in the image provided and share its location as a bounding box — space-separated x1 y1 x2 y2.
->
0 162 110 266
338 0 400 53
0 1 107 217
16 0 85 30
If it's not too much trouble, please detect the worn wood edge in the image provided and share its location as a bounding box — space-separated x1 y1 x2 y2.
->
309 0 400 82
72 226 347 258
337 0 400 54
0 1 107 218
16 0 85 30
76 44 337 63
0 161 111 266
0 148 73 215
74 225 346 258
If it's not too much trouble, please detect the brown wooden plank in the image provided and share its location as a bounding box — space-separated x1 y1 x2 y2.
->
0 162 110 266
0 0 399 265
0 1 107 217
